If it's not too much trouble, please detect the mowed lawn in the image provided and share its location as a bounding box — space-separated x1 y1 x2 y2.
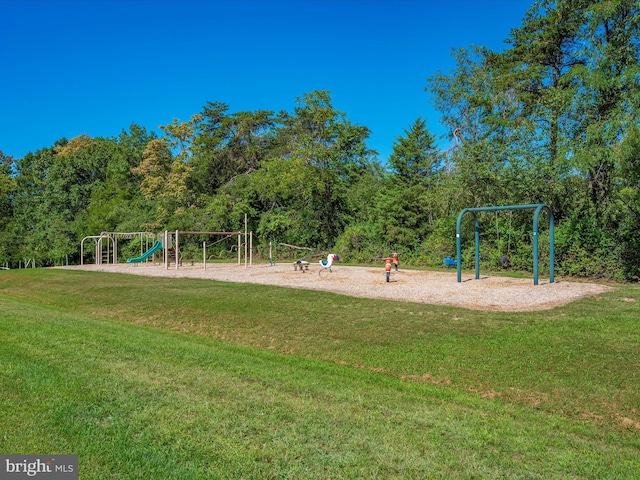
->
1 269 639 479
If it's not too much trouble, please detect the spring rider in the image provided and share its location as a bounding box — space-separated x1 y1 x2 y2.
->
384 257 392 282
392 252 399 271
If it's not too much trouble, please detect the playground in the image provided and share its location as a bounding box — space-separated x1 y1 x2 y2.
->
67 204 613 311
62 262 611 312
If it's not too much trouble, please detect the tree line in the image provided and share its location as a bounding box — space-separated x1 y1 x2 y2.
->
1 0 638 280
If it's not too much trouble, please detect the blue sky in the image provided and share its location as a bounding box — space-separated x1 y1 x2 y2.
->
1 0 533 163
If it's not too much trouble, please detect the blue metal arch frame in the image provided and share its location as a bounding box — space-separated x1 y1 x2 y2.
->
456 204 555 285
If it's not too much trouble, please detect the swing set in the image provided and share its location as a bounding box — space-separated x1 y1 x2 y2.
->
164 230 252 270
455 204 555 285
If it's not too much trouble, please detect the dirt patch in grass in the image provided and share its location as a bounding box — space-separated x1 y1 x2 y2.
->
58 262 612 312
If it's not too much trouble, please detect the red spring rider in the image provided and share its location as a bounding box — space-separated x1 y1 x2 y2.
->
384 257 392 282
392 252 399 271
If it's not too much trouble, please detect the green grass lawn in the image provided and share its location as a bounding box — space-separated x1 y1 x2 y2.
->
1 269 639 479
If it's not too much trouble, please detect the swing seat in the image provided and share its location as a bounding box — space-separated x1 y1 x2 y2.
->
443 256 458 267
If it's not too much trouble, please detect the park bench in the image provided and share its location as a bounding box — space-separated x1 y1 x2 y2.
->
293 260 310 272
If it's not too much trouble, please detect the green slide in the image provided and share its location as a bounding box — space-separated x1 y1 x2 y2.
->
126 240 163 263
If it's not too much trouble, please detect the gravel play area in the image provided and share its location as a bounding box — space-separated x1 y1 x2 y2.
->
59 261 613 312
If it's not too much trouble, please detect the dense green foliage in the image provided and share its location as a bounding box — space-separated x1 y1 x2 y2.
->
1 0 639 280
1 269 639 478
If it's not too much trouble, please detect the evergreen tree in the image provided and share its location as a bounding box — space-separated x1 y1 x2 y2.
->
388 117 440 186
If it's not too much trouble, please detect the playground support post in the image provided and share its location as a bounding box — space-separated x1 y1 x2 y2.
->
175 229 179 270
244 214 248 269
456 204 554 285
